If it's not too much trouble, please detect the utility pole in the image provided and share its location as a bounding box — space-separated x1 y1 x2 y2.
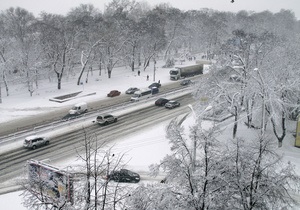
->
188 104 197 171
0 83 2 103
254 68 265 136
153 59 156 82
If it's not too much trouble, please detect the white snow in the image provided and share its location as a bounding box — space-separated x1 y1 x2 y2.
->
0 60 300 209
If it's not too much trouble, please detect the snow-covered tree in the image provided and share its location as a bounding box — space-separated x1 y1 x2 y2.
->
2 7 42 96
128 118 227 209
139 8 167 71
224 134 300 209
36 13 76 90
128 116 300 209
74 130 131 210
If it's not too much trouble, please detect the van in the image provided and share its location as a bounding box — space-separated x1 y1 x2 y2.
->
130 89 152 102
69 102 88 115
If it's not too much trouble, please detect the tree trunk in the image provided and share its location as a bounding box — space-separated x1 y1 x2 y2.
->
77 51 90 85
233 106 238 139
271 112 286 148
3 70 9 96
246 96 255 128
108 69 112 78
57 73 62 90
267 103 286 147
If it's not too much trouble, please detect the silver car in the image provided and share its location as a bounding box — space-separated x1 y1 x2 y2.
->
165 100 180 109
96 114 118 125
23 135 49 150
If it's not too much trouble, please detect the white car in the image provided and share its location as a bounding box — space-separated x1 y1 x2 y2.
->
23 135 49 150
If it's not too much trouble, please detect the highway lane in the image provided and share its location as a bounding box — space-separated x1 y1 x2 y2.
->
0 79 187 137
0 93 195 187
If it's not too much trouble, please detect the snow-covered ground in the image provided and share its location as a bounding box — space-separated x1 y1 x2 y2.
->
0 60 195 209
0 60 300 209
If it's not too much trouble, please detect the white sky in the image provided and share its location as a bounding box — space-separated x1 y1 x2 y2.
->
0 0 299 20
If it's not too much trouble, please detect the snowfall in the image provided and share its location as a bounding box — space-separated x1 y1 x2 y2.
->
1 60 300 210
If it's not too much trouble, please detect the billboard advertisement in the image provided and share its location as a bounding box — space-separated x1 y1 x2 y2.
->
27 160 74 205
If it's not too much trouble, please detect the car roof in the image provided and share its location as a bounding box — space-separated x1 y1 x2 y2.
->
98 113 113 117
74 102 87 106
25 135 41 140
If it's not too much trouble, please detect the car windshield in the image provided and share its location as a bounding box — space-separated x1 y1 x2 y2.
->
170 70 178 75
97 116 103 120
127 170 136 176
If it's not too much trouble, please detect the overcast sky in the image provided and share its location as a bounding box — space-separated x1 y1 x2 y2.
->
0 0 299 20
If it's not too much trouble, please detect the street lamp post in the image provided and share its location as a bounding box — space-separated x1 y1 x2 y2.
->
254 68 265 136
188 104 197 171
153 59 156 82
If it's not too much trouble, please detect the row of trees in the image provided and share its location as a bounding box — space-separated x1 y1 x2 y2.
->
21 119 300 209
21 131 132 210
128 119 300 209
14 0 300 209
0 0 299 99
193 19 300 147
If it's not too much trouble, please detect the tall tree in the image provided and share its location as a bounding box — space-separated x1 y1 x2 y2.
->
224 135 300 209
128 118 226 209
36 13 76 90
139 7 167 71
67 4 106 85
2 7 42 96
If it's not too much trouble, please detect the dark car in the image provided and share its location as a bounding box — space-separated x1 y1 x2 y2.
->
125 87 140 94
155 98 169 106
151 87 159 94
165 100 180 109
107 90 121 97
180 79 192 86
148 82 161 89
96 114 118 125
106 169 140 183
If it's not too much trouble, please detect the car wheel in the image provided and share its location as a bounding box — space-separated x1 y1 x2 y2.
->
114 118 117 122
32 145 37 150
45 141 49 145
104 121 109 125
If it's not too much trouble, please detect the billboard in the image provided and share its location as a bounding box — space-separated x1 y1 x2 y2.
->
27 160 74 205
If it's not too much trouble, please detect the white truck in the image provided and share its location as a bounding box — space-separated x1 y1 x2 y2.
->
69 102 88 115
169 60 212 80
169 64 203 80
